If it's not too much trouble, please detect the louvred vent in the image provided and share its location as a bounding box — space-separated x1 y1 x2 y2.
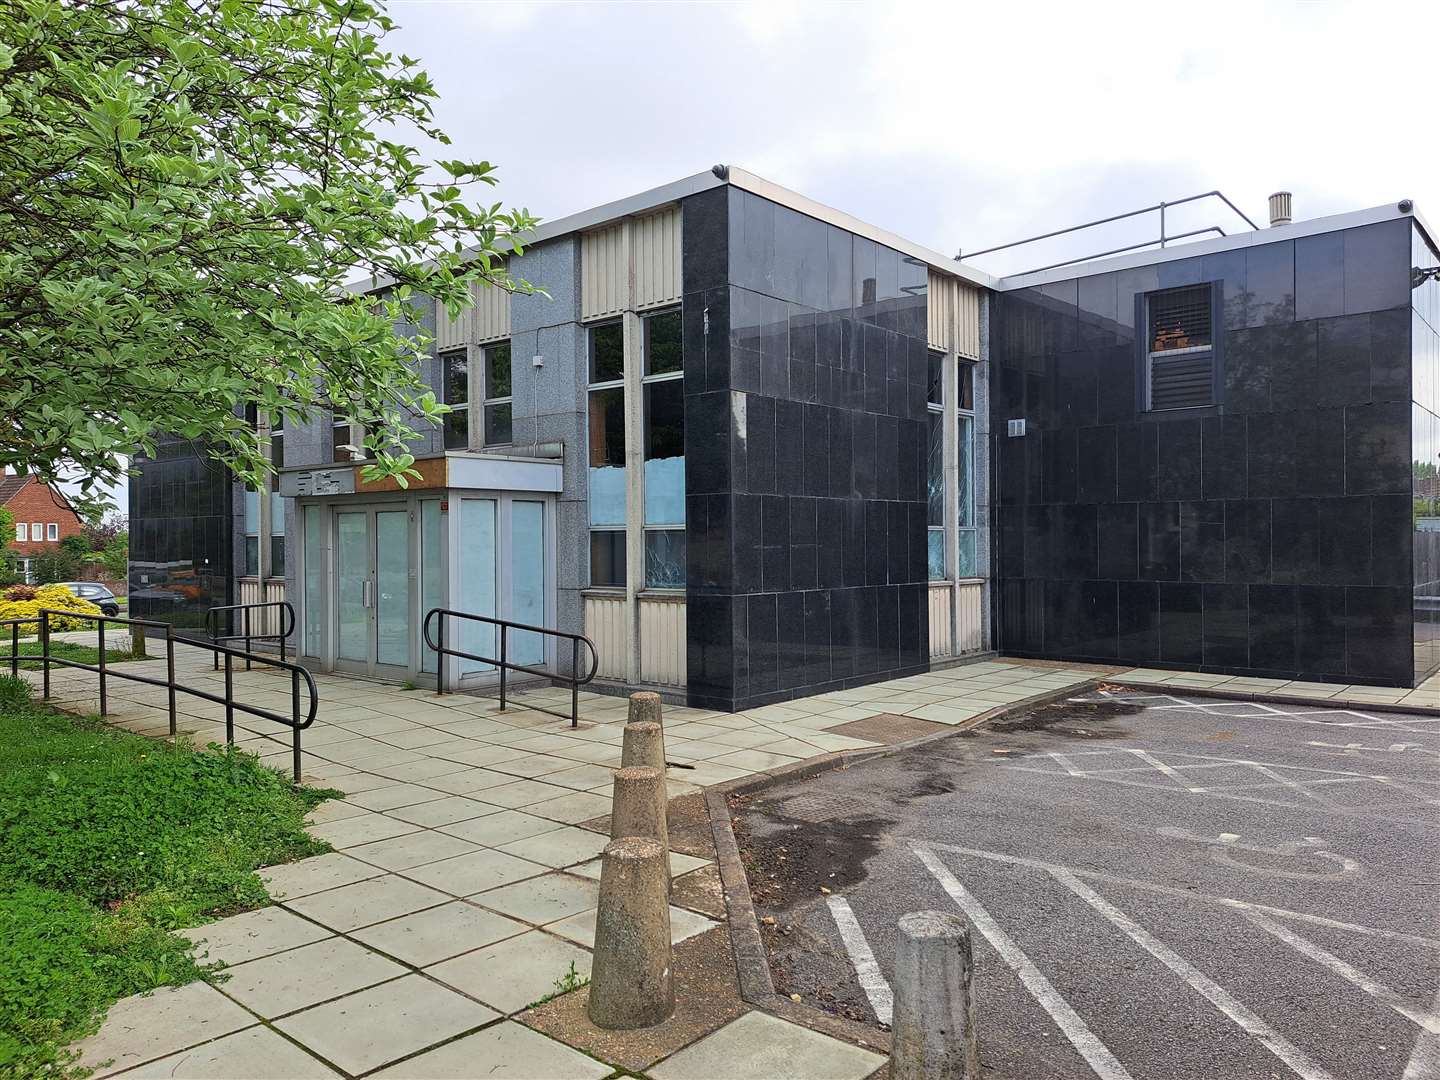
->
1149 285 1212 352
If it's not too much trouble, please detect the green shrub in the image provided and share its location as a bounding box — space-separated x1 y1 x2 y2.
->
0 692 338 1075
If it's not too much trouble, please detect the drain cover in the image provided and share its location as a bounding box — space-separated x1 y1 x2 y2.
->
773 791 876 824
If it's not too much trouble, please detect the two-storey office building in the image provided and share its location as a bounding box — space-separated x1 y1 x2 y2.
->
129 167 1440 705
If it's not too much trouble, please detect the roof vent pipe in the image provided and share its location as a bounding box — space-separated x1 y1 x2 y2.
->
1268 191 1293 227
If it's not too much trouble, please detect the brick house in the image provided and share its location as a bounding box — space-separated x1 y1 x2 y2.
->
1 474 84 583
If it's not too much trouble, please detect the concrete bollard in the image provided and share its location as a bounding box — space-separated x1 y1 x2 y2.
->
890 910 980 1080
609 765 669 854
587 836 675 1029
622 721 666 772
627 690 663 728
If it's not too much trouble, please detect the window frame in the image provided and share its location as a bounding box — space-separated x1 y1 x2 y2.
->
242 488 261 578
481 339 513 448
956 359 978 580
586 319 627 589
926 349 945 582
439 346 471 450
1142 282 1220 413
640 308 685 590
15 522 25 542
30 521 41 541
46 523 58 542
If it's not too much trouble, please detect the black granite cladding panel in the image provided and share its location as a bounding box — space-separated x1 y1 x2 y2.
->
682 186 930 710
128 438 233 631
992 217 1416 686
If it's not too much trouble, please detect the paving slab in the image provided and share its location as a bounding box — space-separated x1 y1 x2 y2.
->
352 901 529 967
496 825 610 868
216 936 406 1017
371 1021 612 1079
110 1025 340 1079
385 795 499 827
426 930 592 1013
260 852 385 900
74 982 256 1078
438 809 567 846
305 812 420 849
181 906 331 968
403 848 548 896
275 974 498 1076
474 872 599 926
346 829 481 871
283 874 450 932
650 1010 884 1080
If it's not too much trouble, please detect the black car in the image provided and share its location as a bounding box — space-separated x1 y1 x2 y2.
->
62 581 121 617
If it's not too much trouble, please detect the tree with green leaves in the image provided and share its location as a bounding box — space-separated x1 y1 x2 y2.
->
0 0 535 514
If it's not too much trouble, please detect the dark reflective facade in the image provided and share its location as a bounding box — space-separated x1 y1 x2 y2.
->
682 187 930 710
1412 224 1440 679
992 218 1416 685
128 437 233 630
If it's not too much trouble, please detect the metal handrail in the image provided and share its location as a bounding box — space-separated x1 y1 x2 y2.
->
205 600 296 669
422 608 599 728
0 608 318 781
960 189 1261 276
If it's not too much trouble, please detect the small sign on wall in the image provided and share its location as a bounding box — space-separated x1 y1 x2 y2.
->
280 468 354 497
1007 418 1027 437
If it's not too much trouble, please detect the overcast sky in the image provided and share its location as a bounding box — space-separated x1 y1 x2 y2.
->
387 0 1439 277
87 0 1440 513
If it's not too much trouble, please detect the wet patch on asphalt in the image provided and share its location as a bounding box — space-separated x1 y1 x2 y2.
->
987 695 1142 739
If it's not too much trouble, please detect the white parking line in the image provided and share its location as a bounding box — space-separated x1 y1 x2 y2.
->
1243 911 1440 1036
1124 748 1207 791
826 895 894 1025
911 843 1136 1080
914 839 1440 952
1052 870 1339 1080
1405 985 1440 1080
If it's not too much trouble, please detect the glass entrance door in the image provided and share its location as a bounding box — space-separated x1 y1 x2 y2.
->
332 506 414 678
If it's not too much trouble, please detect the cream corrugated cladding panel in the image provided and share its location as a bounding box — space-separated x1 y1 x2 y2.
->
581 223 627 321
632 206 682 312
927 270 981 359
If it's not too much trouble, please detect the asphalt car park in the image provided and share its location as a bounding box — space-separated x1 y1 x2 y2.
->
735 689 1440 1080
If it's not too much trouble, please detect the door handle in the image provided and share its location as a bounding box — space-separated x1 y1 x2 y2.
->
362 581 373 608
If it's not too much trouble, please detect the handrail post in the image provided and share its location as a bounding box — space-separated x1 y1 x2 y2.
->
9 620 16 679
97 615 107 716
499 623 507 712
40 610 50 700
223 650 234 747
244 607 252 671
436 613 446 695
291 668 302 783
212 609 219 672
571 637 579 728
166 623 177 738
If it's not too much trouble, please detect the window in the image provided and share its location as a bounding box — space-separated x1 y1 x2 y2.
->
957 361 977 578
14 522 25 542
270 491 286 577
269 411 285 470
926 350 945 580
46 523 58 541
331 415 352 463
1146 284 1214 411
587 321 625 586
483 341 513 447
441 347 470 449
243 489 260 576
30 522 41 542
642 310 684 588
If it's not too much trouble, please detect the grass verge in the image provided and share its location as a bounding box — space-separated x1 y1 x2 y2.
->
2 640 153 672
0 676 336 1077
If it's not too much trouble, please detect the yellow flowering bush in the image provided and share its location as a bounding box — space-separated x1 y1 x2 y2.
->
0 584 102 633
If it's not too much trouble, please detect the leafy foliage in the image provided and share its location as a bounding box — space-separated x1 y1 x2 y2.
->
0 677 337 1075
0 583 101 630
0 0 537 513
